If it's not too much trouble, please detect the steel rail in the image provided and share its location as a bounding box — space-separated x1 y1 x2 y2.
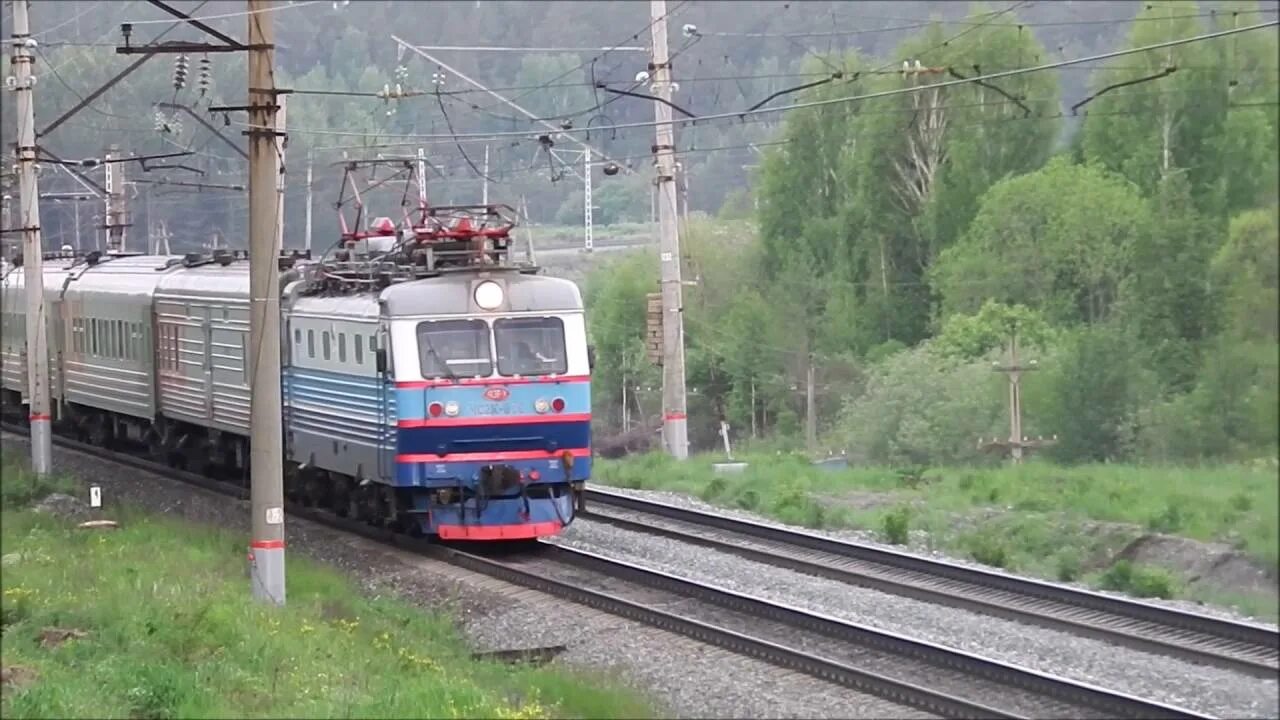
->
583 487 1280 679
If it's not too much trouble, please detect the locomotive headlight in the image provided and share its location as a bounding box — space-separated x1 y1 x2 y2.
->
534 398 550 414
474 281 504 310
444 401 460 417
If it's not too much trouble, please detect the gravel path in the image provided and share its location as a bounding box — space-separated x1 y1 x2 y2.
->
1 434 929 720
595 485 1280 627
552 516 1280 719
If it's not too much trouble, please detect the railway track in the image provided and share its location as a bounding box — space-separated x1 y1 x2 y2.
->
1 424 1214 719
581 487 1280 679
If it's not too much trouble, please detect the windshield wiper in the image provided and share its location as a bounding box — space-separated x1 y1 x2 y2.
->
422 336 459 381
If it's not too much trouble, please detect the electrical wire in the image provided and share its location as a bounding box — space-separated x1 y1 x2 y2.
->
825 6 1278 29
32 1 133 40
434 89 495 184
469 0 692 115
123 1 323 25
229 19 1280 144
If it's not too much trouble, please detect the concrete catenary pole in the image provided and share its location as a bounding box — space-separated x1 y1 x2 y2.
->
651 0 689 459
246 0 285 605
104 144 126 253
583 151 593 252
303 147 313 252
11 0 52 476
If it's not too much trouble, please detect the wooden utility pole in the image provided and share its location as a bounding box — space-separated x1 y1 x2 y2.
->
11 0 52 476
651 0 689 459
246 0 285 606
981 330 1057 463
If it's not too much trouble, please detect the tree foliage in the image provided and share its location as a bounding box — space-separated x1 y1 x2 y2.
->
580 3 1279 464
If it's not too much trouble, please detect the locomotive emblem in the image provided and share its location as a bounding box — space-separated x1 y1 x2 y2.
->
483 387 510 401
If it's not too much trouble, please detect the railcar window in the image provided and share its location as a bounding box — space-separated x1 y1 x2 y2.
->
294 328 301 345
495 317 568 377
322 331 331 361
338 332 346 363
416 319 491 378
90 319 98 356
355 336 364 365
307 329 315 358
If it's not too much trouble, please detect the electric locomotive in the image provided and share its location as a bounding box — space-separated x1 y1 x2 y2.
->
0 161 590 542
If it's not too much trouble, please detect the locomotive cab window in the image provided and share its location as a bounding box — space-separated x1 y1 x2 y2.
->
417 319 491 378
495 317 567 377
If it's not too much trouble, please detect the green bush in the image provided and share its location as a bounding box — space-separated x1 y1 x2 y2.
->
1055 550 1083 582
880 506 911 545
700 475 728 502
965 532 1009 568
770 478 824 528
1099 560 1178 599
1 461 77 508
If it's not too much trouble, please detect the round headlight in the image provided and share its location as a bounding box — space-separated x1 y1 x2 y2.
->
444 401 460 417
474 281 504 310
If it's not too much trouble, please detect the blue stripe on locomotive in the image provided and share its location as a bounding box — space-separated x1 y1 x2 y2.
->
282 365 397 479
395 379 590 421
283 366 591 489
396 421 591 456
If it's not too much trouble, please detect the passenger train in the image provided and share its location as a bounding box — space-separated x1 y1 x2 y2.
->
0 199 591 540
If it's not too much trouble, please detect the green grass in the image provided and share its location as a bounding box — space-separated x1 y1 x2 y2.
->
595 452 1280 620
0 464 654 719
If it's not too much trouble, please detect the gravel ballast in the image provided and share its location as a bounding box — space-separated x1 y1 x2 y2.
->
594 485 1280 627
552 513 1280 719
0 435 928 720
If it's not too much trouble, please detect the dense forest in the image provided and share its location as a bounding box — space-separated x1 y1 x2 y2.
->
2 1 1276 465
584 1 1279 465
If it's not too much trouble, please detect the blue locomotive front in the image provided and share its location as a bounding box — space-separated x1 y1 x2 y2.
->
383 272 591 539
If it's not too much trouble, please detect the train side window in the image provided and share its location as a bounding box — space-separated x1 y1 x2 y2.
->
294 328 301 345
322 331 331 361
338 332 346 363
89 319 98 356
355 335 364 365
307 329 315 358
369 334 376 353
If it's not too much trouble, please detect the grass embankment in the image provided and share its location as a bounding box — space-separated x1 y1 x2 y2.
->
0 462 653 719
596 453 1280 620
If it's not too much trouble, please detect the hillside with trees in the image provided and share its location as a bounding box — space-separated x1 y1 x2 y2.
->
585 1 1279 465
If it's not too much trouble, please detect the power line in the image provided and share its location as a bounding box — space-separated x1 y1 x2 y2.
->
469 0 692 115
231 19 1279 143
123 0 322 25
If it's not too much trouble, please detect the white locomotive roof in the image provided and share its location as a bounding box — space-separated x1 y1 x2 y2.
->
289 293 380 321
379 271 583 317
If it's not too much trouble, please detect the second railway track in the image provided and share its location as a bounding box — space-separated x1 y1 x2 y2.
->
581 487 1280 679
0 424 1221 719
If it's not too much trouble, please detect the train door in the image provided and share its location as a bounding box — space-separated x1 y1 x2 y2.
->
48 295 65 411
207 304 249 430
375 321 392 482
